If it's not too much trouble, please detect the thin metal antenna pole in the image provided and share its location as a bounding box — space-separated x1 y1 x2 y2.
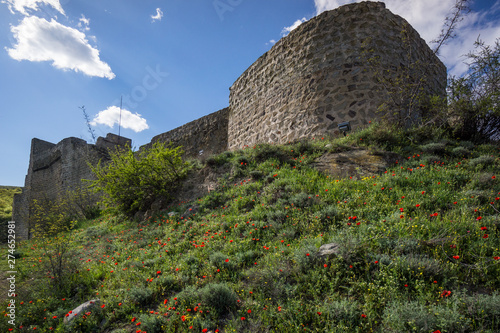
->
119 96 122 137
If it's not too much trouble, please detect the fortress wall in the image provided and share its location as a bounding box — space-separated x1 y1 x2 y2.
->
12 135 128 239
142 107 229 158
227 1 447 150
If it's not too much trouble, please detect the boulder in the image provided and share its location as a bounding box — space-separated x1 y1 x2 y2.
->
313 148 401 180
318 243 341 257
63 299 100 324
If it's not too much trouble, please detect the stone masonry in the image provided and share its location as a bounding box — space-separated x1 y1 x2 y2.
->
13 134 131 239
142 108 229 158
228 1 446 149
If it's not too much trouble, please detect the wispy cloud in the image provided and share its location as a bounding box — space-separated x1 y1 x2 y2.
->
78 14 90 31
281 17 307 36
151 7 163 22
6 16 115 79
312 0 500 77
91 106 149 133
1 0 64 15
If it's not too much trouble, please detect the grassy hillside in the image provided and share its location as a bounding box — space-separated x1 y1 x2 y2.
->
1 124 499 332
0 186 21 220
0 186 22 243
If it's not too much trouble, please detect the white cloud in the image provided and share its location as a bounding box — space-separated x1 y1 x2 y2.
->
91 106 149 133
78 14 90 31
6 16 115 79
313 0 500 77
281 17 307 36
151 7 163 22
1 0 64 15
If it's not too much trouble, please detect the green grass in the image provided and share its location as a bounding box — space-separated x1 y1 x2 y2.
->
1 123 500 332
0 186 22 221
0 186 22 243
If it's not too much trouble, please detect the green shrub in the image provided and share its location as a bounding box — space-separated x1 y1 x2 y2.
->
325 298 361 327
199 191 227 210
128 286 153 306
451 146 470 157
137 314 164 333
289 192 314 208
419 142 447 155
199 283 238 317
252 144 290 163
89 141 188 216
468 155 496 169
205 153 230 167
383 300 471 332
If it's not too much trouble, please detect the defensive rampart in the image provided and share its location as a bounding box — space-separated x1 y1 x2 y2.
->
142 108 229 158
227 1 446 149
13 134 130 239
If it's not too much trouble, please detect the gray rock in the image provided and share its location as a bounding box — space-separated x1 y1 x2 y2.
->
318 243 341 257
63 299 100 324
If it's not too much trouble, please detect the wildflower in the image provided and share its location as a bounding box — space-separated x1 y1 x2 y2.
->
483 234 489 239
440 290 451 297
247 309 252 313
477 216 482 220
493 256 500 260
481 226 488 230
361 314 367 318
453 255 460 260
241 317 246 320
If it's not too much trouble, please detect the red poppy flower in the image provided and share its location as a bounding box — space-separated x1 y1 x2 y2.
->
361 314 367 318
453 255 460 259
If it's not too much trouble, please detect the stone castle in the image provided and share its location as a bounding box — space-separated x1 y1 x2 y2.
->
13 2 446 239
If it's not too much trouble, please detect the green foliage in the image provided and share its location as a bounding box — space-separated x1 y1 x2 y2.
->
4 124 500 333
128 286 154 306
447 38 500 142
199 283 238 317
89 141 188 216
0 187 22 243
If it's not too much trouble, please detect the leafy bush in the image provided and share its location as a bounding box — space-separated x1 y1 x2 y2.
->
468 155 496 169
451 146 470 157
419 142 446 155
128 286 153 306
289 192 314 208
199 283 238 317
89 141 188 216
383 300 471 332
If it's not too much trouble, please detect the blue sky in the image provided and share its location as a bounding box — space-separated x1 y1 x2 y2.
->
1 0 499 186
